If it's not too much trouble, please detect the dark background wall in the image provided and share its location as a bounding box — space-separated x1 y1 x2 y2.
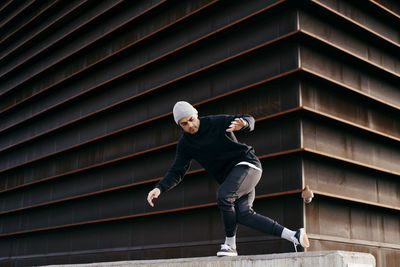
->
0 0 399 266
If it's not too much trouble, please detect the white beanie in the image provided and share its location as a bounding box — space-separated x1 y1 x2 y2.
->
173 101 198 124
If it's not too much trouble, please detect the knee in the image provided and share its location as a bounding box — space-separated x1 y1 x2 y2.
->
216 188 234 207
236 202 254 222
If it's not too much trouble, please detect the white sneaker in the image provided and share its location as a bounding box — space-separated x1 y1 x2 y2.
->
290 228 310 252
216 244 238 257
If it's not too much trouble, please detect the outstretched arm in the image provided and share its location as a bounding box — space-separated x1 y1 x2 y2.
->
146 139 191 207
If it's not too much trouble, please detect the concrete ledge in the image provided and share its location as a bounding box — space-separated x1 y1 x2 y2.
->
43 250 375 267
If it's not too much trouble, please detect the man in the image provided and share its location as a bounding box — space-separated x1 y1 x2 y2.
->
147 101 309 256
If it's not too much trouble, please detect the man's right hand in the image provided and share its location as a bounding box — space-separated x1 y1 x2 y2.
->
147 188 161 207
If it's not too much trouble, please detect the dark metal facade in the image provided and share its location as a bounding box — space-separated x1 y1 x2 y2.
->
0 0 398 266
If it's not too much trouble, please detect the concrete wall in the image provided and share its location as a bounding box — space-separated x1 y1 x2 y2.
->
42 251 375 267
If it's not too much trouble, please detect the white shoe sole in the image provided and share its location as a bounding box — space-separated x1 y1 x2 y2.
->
217 251 238 257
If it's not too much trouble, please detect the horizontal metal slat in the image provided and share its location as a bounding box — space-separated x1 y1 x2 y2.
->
0 0 216 116
0 240 291 265
0 190 302 238
305 196 400 248
0 181 303 236
0 0 172 103
0 108 302 193
0 153 301 216
299 46 400 108
300 79 400 140
302 116 400 174
0 1 59 44
0 53 298 155
0 0 14 14
1 240 291 263
0 92 300 194
300 30 400 79
0 142 176 193
300 69 400 110
0 0 35 32
298 10 400 77
303 148 400 176
0 0 287 131
310 0 400 48
303 154 400 210
3 103 397 198
308 233 400 250
0 35 300 172
6 86 398 194
0 0 220 130
0 0 126 84
367 0 400 21
0 0 25 28
301 107 400 143
0 197 302 263
0 0 91 64
312 191 400 211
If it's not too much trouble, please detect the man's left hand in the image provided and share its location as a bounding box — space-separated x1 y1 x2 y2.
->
226 118 247 132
